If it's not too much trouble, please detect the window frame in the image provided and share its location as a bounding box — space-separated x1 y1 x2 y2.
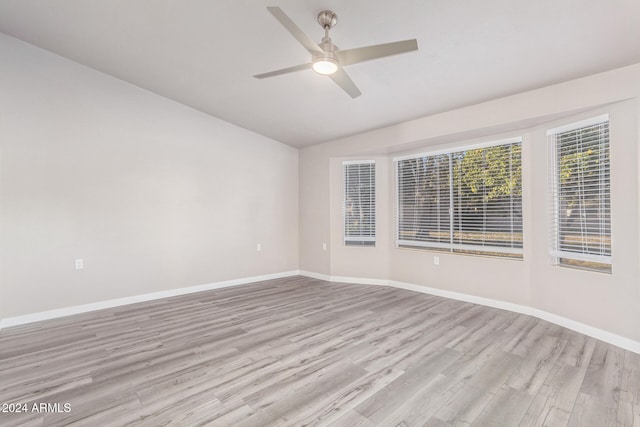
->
343 160 376 247
547 114 612 272
394 137 523 258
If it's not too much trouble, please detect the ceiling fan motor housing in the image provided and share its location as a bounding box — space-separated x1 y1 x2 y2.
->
316 39 338 59
312 38 339 74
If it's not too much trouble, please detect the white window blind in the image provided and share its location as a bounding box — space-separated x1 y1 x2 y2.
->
548 115 611 272
396 138 523 257
344 161 375 246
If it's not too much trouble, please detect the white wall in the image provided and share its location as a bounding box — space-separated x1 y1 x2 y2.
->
0 34 299 318
299 63 640 344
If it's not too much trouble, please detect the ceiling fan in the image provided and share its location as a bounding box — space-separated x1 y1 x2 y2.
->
254 7 419 98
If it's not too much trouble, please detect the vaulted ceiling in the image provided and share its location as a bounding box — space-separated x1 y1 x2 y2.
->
1 0 639 147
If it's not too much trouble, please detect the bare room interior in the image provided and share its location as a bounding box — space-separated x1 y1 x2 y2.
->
1 1 639 426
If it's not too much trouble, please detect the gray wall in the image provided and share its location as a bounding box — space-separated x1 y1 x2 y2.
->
0 34 299 318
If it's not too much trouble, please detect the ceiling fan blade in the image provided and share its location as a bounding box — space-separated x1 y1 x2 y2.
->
336 39 418 66
254 63 312 79
329 68 361 98
267 7 323 55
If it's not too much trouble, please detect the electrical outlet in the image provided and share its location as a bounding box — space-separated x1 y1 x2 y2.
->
75 259 84 270
256 243 262 252
433 256 440 265
322 243 327 251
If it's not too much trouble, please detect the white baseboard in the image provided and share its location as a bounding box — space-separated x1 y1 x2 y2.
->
298 272 640 355
0 270 300 330
388 280 535 316
531 308 640 354
333 275 390 287
299 270 389 287
3 269 638 354
298 270 331 282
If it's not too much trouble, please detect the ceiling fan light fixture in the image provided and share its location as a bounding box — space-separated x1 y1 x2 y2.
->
312 57 338 75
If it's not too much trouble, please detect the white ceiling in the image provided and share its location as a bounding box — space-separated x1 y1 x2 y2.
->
1 1 639 148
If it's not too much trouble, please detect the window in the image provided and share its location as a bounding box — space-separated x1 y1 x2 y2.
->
548 115 611 272
395 138 523 258
344 161 375 246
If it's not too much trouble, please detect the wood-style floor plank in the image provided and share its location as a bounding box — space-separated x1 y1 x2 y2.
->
0 275 637 426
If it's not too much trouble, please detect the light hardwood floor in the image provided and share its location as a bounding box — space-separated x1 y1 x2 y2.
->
0 276 639 426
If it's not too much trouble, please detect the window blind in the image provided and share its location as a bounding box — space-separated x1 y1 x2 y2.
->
548 115 611 271
344 161 375 246
396 138 523 257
